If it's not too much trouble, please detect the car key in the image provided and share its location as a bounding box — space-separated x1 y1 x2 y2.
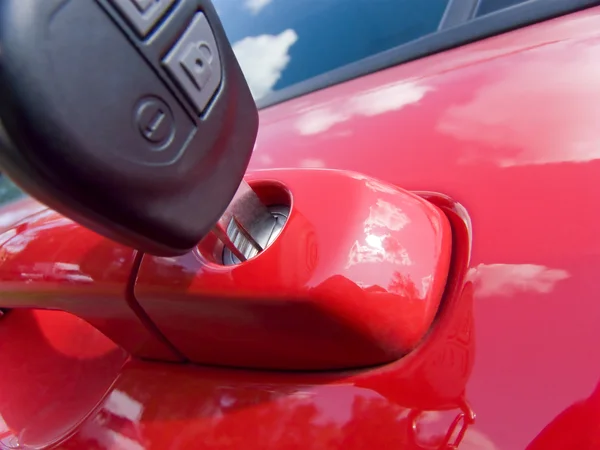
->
0 0 260 255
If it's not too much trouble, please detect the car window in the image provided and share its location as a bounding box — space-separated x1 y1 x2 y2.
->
0 174 25 207
216 0 588 108
215 0 450 100
476 0 532 17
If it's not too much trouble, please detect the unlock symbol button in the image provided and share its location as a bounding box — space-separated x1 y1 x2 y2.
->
180 42 215 91
163 13 223 114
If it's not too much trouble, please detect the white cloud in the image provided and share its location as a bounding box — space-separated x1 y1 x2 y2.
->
233 29 298 100
295 81 432 135
468 263 570 298
245 0 273 14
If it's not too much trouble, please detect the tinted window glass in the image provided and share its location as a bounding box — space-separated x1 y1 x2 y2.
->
215 0 449 100
0 175 25 207
476 0 532 16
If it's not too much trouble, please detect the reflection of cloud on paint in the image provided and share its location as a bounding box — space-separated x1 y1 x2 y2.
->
468 263 570 297
438 43 600 166
2 233 31 255
245 0 273 14
0 228 17 247
295 107 347 135
420 274 433 298
0 203 46 229
78 389 146 450
417 410 442 424
365 200 411 233
0 415 16 449
0 215 60 256
459 428 499 450
351 82 432 116
351 173 401 195
233 29 298 100
105 390 143 422
364 179 399 195
80 422 145 450
346 235 412 269
52 262 94 283
219 392 237 408
296 81 431 135
347 200 414 269
255 153 274 166
299 158 326 168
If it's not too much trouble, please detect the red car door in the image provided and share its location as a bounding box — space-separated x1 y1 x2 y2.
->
2 1 600 449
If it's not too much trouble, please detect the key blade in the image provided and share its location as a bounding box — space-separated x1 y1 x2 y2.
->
213 180 277 261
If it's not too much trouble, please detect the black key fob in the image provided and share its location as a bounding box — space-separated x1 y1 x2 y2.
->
0 0 258 255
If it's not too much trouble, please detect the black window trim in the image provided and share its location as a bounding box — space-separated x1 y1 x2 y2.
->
256 0 600 110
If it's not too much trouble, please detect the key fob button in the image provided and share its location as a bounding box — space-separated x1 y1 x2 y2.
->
163 12 222 114
109 0 176 37
46 0 194 167
135 96 175 148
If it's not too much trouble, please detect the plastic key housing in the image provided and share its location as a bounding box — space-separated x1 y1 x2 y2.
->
0 0 258 255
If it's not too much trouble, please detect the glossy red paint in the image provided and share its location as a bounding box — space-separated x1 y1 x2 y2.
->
3 6 600 449
0 209 181 361
245 7 600 448
0 196 46 233
49 190 471 450
57 212 472 450
135 170 452 370
0 309 127 449
526 381 600 449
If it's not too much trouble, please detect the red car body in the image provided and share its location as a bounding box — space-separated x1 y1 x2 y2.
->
2 5 600 449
